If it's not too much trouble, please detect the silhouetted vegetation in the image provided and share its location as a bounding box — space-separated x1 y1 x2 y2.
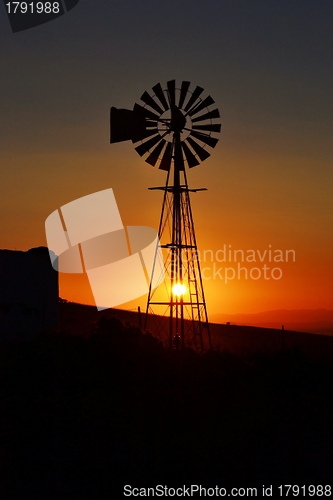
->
0 317 332 498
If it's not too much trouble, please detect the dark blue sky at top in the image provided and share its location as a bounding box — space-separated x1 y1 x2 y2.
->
0 0 332 201
1 0 332 131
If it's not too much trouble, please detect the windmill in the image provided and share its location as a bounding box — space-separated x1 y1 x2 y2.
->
110 80 221 350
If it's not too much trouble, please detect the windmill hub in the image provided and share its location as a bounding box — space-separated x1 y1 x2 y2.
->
157 107 192 142
170 106 186 133
157 108 191 143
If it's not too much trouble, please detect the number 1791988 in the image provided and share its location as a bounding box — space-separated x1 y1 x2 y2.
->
278 485 331 496
6 2 60 14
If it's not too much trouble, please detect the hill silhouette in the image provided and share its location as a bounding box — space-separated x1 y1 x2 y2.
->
59 300 333 360
210 309 333 336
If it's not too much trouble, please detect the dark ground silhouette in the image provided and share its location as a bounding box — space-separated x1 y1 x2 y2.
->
1 315 332 498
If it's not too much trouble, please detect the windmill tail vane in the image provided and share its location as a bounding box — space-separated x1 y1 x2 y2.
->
110 80 221 351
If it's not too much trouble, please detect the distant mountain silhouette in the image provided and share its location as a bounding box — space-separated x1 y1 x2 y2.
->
210 309 333 335
57 301 333 360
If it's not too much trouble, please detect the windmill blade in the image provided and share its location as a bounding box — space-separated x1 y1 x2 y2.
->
174 136 185 171
133 103 160 122
182 141 200 168
159 142 173 171
190 130 219 148
188 95 215 117
184 86 204 112
135 134 163 157
141 91 164 115
145 139 166 167
152 83 169 111
191 108 220 123
178 81 190 109
192 123 221 133
187 137 211 162
167 80 176 108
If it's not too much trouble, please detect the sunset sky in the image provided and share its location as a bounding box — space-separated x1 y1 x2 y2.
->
1 0 332 316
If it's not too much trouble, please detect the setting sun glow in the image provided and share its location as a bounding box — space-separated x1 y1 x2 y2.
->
172 283 187 297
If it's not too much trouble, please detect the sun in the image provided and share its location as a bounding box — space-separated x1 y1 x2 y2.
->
172 283 187 297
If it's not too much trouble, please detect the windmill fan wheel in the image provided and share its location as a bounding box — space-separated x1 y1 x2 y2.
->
132 80 221 172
